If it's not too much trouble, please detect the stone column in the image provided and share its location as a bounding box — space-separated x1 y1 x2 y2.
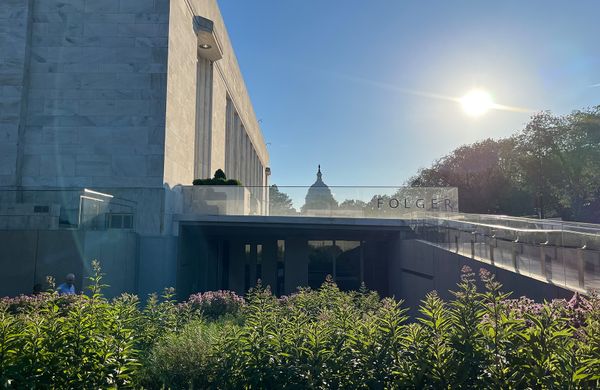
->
228 240 245 295
261 240 278 292
247 244 257 289
284 237 308 294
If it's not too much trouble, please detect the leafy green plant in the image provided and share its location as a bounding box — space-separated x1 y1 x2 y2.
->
1 265 599 388
448 266 485 388
192 169 242 185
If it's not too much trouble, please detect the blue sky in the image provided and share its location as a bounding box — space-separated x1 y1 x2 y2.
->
218 0 600 188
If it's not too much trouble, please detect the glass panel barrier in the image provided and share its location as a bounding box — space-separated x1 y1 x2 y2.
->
2 185 599 294
0 188 136 230
413 214 600 295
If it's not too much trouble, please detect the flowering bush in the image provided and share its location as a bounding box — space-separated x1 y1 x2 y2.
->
0 262 189 389
184 290 244 319
1 263 599 388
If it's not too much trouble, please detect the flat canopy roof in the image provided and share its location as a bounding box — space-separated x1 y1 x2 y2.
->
175 214 413 230
175 215 414 240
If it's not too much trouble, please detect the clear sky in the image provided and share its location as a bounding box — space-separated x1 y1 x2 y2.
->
218 0 600 188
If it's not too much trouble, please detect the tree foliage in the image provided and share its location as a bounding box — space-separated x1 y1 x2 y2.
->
409 107 600 222
193 169 241 186
269 185 297 215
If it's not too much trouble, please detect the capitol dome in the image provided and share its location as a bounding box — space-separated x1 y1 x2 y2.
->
302 165 338 213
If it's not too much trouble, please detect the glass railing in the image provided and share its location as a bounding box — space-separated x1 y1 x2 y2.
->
180 185 599 294
3 185 598 294
410 213 600 294
0 188 136 230
181 185 460 218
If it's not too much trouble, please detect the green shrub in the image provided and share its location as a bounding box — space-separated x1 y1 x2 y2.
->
192 169 241 185
0 262 193 389
226 178 242 185
2 265 600 388
214 169 226 180
0 261 142 388
183 290 244 319
146 319 226 389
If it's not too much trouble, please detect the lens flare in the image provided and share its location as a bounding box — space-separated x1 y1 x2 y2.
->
460 89 494 117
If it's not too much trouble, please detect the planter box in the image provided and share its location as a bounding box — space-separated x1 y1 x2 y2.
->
182 186 251 216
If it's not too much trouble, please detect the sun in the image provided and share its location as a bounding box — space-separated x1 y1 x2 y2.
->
459 89 494 117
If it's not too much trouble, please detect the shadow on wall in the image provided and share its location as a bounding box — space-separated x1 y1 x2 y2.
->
0 230 137 298
389 239 574 318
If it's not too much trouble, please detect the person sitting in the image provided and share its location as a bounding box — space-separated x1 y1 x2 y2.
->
57 273 76 295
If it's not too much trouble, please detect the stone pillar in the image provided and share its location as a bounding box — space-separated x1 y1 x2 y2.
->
247 244 257 289
284 237 308 294
228 240 245 295
261 240 278 292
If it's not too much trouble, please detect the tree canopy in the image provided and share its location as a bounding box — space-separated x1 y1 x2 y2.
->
269 185 297 215
408 107 600 223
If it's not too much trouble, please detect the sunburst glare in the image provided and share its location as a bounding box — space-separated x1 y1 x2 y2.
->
459 89 494 117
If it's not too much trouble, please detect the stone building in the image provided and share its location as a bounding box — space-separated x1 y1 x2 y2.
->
0 1 584 306
0 0 269 296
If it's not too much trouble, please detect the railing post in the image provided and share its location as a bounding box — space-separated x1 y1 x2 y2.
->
540 245 547 280
455 234 459 253
470 232 475 259
577 248 585 289
489 232 495 265
512 239 519 272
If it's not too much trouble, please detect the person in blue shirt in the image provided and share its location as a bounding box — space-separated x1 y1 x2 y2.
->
57 273 76 295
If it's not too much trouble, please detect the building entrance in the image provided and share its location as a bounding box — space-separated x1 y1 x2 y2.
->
176 218 411 299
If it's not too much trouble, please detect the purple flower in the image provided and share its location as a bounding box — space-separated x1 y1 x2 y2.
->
184 290 245 319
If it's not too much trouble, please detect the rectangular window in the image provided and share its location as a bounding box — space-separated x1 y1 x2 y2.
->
308 240 362 290
334 241 362 291
106 214 133 230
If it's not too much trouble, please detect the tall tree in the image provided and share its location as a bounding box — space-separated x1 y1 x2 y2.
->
515 109 600 221
408 106 600 223
408 138 530 215
269 185 297 215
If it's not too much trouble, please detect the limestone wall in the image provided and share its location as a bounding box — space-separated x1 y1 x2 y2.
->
0 0 269 236
164 0 269 188
6 0 169 189
0 0 31 186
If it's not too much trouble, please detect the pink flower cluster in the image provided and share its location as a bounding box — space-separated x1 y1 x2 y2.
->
185 290 245 318
504 292 595 328
1 292 80 314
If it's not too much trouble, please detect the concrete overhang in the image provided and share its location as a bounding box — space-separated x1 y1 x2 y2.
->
174 214 414 232
193 15 223 61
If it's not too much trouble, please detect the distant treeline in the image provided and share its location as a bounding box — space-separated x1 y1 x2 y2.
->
408 107 600 223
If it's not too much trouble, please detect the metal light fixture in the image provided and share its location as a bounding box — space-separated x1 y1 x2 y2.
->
199 43 211 49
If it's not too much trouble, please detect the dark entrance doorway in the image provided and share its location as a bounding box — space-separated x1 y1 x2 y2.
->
176 216 413 299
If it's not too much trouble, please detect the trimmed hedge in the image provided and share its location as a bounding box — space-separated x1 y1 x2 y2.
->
192 169 241 186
